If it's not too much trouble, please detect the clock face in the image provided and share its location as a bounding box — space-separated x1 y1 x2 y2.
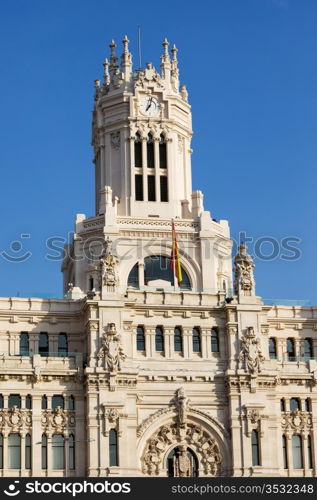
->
140 96 160 117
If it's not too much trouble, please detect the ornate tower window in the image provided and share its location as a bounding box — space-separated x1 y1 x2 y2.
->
159 134 167 169
251 429 260 466
147 133 154 169
192 328 201 353
174 327 183 352
155 326 164 352
160 175 168 202
19 332 29 356
211 328 219 353
269 338 277 359
109 429 118 467
292 435 303 469
136 326 145 351
134 132 142 167
135 174 143 201
147 175 156 201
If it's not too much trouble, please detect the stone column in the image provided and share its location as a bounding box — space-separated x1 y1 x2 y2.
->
3 431 8 470
138 261 145 288
20 432 25 471
142 138 148 201
201 329 209 359
154 138 160 203
164 328 173 358
47 432 52 473
286 433 292 472
302 433 309 473
182 329 191 359
32 395 42 476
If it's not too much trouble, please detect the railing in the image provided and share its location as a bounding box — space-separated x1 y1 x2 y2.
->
264 298 311 306
268 356 316 362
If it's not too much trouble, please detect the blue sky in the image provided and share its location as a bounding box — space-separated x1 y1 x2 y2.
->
0 0 316 303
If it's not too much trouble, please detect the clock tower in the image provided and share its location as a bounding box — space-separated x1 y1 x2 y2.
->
93 37 193 219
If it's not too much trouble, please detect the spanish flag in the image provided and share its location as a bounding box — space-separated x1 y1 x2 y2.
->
171 220 183 284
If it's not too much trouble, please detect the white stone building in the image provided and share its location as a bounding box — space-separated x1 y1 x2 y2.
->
0 37 316 478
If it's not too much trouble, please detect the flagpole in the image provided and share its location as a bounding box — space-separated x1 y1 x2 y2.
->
172 218 177 292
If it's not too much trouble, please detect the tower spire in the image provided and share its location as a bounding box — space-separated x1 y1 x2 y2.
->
109 39 118 76
103 58 110 86
121 35 132 79
160 38 171 81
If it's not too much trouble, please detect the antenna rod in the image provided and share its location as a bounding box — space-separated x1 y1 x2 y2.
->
138 25 142 70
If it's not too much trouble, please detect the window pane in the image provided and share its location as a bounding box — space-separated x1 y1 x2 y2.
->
292 435 303 469
147 175 156 201
52 396 64 409
58 334 68 357
160 176 168 202
147 135 154 168
159 135 167 169
25 395 32 409
68 396 75 410
135 175 143 201
20 332 29 356
52 434 65 469
8 434 21 469
25 434 31 469
269 338 276 359
136 326 145 351
134 135 142 168
155 327 164 352
41 396 47 410
109 429 118 466
0 434 3 469
9 395 21 409
39 333 49 356
305 398 311 412
287 338 295 360
192 328 201 353
42 435 47 469
0 395 3 409
211 328 219 353
174 328 183 352
280 399 285 412
128 263 139 288
282 435 288 469
290 398 300 411
69 435 75 470
144 255 191 290
308 435 313 469
304 339 313 359
251 430 260 466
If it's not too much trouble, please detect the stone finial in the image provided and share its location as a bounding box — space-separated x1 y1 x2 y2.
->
94 79 101 100
103 58 110 86
121 35 132 78
171 44 178 63
109 39 118 70
122 35 129 52
234 244 255 297
162 38 170 59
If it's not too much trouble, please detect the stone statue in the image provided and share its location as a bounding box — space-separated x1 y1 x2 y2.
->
100 237 119 289
239 327 265 374
234 244 255 296
98 323 126 372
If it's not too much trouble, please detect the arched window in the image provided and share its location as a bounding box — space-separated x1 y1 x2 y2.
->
41 395 47 410
280 399 286 412
251 429 260 466
292 435 303 469
52 434 65 469
128 263 139 288
147 133 154 169
192 328 201 353
58 333 68 357
41 434 48 469
290 398 300 411
269 338 277 359
211 328 219 353
20 332 29 356
134 132 142 168
136 326 145 351
68 396 75 410
282 435 288 469
8 434 21 469
305 398 311 412
8 395 21 409
52 395 64 409
159 134 167 169
0 434 3 469
25 433 31 469
39 333 49 356
304 338 313 359
308 435 313 469
69 434 75 470
109 429 118 467
287 338 295 361
144 256 191 290
155 326 164 352
25 395 32 409
174 327 183 353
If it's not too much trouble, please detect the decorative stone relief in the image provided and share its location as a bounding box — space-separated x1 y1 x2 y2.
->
234 244 255 296
41 407 75 433
239 327 265 375
110 131 120 150
100 237 119 291
101 405 127 436
281 409 312 432
0 407 32 431
97 323 126 373
243 406 266 437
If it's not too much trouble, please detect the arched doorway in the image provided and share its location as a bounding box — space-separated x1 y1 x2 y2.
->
167 446 198 477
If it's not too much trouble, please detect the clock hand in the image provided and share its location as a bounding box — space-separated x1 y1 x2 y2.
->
146 97 153 111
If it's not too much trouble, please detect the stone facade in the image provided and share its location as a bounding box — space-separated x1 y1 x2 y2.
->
0 37 316 478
